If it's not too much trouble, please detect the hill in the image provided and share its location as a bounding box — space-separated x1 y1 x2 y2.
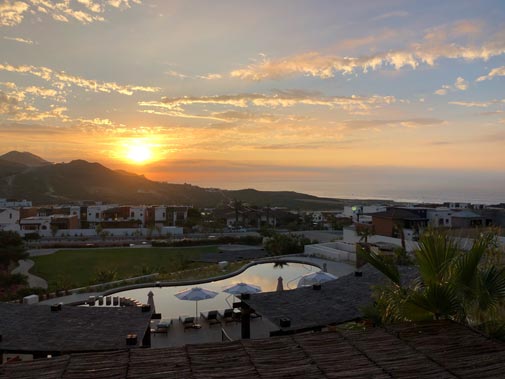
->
0 151 50 167
0 153 375 209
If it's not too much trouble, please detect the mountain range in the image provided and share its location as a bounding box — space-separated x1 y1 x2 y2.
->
0 151 380 209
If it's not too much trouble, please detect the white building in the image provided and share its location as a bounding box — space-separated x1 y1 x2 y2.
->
0 208 20 231
19 216 52 232
0 199 32 208
427 208 453 228
129 206 147 226
86 204 117 224
344 205 387 223
154 206 167 224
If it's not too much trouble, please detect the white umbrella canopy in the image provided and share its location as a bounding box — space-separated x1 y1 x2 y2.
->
175 287 218 320
223 282 262 295
297 271 337 288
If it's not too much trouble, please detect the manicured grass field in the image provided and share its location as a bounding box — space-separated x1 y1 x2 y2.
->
30 246 219 290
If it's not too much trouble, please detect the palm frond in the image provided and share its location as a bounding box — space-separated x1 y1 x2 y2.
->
407 283 461 320
416 230 459 285
478 267 505 311
357 245 400 286
451 235 489 291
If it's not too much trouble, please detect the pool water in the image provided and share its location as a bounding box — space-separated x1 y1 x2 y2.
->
113 262 347 320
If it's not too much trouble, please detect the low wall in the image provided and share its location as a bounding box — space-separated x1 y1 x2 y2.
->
19 226 183 238
304 244 356 263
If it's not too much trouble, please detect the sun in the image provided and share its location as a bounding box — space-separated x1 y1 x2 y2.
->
125 143 153 164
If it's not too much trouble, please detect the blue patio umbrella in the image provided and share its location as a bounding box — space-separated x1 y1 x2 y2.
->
223 282 262 295
175 287 218 320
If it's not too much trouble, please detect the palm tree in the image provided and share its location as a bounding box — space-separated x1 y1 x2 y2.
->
232 199 243 227
357 225 374 244
359 229 505 337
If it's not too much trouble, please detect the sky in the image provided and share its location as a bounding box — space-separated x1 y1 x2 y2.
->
1 0 504 203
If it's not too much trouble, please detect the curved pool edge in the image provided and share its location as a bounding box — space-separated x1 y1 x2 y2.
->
102 255 322 297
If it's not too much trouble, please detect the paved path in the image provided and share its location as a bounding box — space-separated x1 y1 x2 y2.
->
11 259 48 289
27 248 59 257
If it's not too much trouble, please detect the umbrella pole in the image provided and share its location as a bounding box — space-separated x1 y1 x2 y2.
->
195 300 198 321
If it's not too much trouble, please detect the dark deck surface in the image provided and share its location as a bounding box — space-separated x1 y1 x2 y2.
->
2 321 504 378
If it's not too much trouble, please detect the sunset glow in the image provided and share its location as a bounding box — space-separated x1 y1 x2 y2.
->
125 143 153 165
1 1 504 201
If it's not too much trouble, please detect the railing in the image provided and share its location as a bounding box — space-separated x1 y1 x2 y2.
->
221 328 233 342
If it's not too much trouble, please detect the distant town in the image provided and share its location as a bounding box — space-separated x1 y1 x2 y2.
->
1 197 504 242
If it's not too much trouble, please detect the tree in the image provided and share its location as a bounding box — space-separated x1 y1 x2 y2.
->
50 224 59 238
232 199 243 227
0 231 28 270
264 233 314 256
93 269 117 283
360 229 505 338
357 225 374 244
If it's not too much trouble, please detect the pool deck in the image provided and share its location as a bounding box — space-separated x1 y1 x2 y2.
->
150 315 279 348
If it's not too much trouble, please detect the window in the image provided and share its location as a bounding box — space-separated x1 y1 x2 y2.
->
96 213 99 218
9 213 12 219
131 212 134 218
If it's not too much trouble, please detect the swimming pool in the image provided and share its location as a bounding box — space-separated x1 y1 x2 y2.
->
113 261 352 320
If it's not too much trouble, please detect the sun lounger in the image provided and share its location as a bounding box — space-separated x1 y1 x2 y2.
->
250 310 262 320
179 315 195 330
200 310 221 326
220 308 242 323
155 319 173 333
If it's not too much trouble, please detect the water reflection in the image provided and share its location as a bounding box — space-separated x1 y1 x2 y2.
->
114 262 341 319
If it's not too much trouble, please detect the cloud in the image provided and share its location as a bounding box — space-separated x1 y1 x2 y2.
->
450 98 505 108
0 63 159 95
230 26 505 80
434 77 468 95
372 11 409 21
449 101 491 108
332 29 400 53
0 90 21 114
476 66 505 82
3 36 35 44
0 0 142 27
343 118 445 129
0 1 29 26
198 73 223 80
454 77 468 90
434 86 450 96
209 110 279 123
0 90 69 121
165 70 223 80
139 90 396 117
423 20 484 42
165 70 188 79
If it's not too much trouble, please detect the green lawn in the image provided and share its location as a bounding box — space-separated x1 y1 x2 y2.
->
31 246 219 290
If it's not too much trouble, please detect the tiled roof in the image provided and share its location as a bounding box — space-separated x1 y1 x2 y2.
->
0 303 152 354
244 265 418 332
2 321 504 378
